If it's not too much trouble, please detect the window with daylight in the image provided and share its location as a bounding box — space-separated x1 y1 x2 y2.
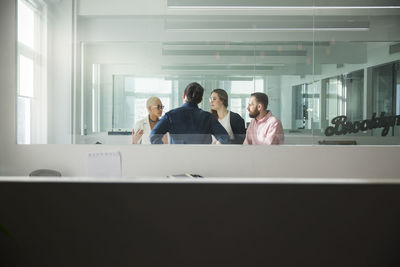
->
17 0 47 144
112 76 173 130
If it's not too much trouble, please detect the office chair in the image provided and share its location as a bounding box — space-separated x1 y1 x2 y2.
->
29 169 62 177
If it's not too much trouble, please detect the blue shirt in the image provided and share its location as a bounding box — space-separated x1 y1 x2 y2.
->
150 102 230 144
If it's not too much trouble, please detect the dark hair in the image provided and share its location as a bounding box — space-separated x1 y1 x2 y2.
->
184 82 204 104
251 92 269 110
210 89 228 118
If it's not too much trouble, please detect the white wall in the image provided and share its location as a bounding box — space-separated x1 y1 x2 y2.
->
1 0 400 178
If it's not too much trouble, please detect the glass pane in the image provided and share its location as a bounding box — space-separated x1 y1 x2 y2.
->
345 70 364 122
133 78 172 94
17 97 31 144
124 77 135 93
372 64 393 116
134 98 147 126
230 98 242 116
159 97 171 114
18 0 35 49
19 55 34 97
395 63 400 137
231 81 256 94
244 97 250 125
310 81 321 131
372 63 395 137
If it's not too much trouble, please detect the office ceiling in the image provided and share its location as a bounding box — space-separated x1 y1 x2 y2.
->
77 0 400 76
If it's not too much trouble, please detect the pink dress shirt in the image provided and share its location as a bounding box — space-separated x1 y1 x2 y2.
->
244 111 284 145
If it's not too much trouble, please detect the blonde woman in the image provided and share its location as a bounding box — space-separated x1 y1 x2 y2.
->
132 97 168 144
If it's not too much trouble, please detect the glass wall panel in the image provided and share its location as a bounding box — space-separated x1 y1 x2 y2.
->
371 61 400 140
16 0 400 145
313 4 400 145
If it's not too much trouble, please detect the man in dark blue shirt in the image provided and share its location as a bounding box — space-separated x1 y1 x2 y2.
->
150 82 230 144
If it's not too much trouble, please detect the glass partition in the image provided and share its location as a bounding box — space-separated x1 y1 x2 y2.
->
16 0 400 145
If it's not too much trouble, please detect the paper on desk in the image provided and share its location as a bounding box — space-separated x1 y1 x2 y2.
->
88 151 121 177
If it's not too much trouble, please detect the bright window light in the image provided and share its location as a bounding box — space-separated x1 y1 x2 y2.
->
134 98 147 125
167 5 400 10
133 78 172 94
18 0 35 49
230 98 242 115
17 97 31 144
255 79 264 91
159 97 170 113
231 80 263 94
19 55 34 97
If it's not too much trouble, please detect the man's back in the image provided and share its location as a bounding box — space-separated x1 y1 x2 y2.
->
150 102 230 144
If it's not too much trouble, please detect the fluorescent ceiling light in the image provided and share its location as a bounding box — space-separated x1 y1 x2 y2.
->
162 49 307 56
161 64 282 70
168 6 400 9
167 0 400 10
166 28 369 32
165 18 370 32
162 41 330 46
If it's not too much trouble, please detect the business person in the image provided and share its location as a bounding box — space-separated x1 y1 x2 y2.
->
150 82 230 144
244 92 284 145
209 89 246 144
132 96 168 144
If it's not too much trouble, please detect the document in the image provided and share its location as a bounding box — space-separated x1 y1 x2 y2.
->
88 151 121 178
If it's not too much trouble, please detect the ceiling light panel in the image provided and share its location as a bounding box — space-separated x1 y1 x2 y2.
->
167 0 400 9
161 64 275 71
162 49 307 56
162 41 330 46
165 16 369 32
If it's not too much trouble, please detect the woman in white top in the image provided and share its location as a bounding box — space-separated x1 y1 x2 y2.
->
132 97 168 144
210 89 246 144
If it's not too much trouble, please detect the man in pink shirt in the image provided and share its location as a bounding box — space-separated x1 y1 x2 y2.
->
244 92 284 145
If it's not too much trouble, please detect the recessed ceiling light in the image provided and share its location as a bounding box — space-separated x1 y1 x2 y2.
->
168 5 400 10
166 28 369 32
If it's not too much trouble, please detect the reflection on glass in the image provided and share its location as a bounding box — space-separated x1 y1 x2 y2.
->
81 40 400 145
111 74 263 132
324 70 364 124
133 78 172 94
230 98 242 117
113 76 173 130
133 98 146 125
372 62 399 137
372 63 394 116
344 70 364 122
37 0 397 145
291 82 320 133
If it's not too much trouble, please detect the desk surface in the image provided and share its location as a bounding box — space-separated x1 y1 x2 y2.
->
1 176 400 184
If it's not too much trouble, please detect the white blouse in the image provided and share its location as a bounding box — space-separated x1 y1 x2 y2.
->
133 116 169 144
133 116 152 144
219 111 234 140
212 111 234 143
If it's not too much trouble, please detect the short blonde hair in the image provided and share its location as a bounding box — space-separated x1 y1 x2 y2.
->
146 96 161 109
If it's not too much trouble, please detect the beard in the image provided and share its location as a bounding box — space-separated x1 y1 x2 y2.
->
249 110 260 118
